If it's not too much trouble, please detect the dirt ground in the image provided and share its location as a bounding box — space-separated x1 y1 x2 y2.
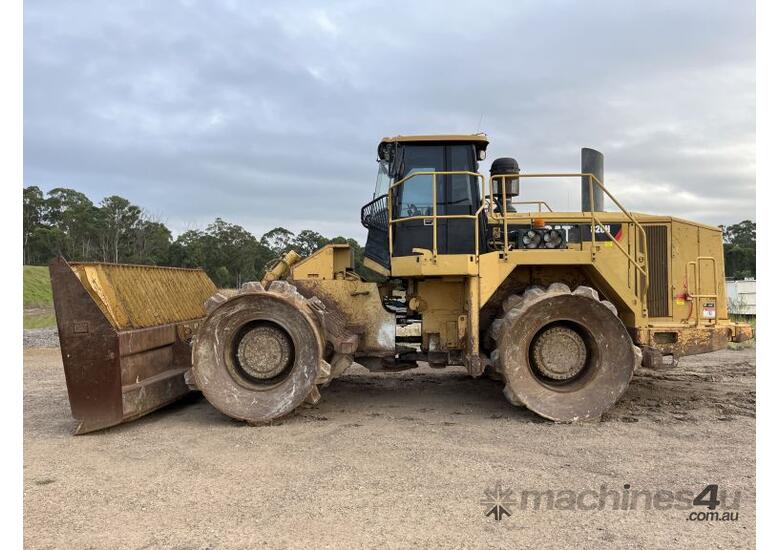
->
24 347 755 549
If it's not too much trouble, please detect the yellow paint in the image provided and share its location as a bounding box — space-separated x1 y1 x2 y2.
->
380 134 488 144
261 250 302 286
71 262 216 330
291 244 355 280
294 278 396 355
362 256 390 276
392 254 479 277
414 279 466 350
388 207 734 336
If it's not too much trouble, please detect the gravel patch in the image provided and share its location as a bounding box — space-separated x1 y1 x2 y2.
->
23 328 60 349
23 348 755 549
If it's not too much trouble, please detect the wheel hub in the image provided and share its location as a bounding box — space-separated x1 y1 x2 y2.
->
530 325 587 381
236 325 293 380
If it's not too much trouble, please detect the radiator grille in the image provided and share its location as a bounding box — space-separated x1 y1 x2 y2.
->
645 225 669 317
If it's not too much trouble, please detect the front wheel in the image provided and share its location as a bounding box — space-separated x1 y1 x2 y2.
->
192 286 323 423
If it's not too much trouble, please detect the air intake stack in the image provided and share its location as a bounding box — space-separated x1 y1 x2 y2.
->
490 157 520 213
581 148 605 212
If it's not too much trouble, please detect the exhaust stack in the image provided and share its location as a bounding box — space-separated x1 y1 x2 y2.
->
581 148 605 212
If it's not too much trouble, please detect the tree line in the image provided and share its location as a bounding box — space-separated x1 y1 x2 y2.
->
23 186 755 285
719 220 756 280
23 186 375 287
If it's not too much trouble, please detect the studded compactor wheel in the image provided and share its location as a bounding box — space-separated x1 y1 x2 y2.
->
490 284 642 422
192 281 334 424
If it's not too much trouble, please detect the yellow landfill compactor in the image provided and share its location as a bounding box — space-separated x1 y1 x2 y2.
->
50 134 753 433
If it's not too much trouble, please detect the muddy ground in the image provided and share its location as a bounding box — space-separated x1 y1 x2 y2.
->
24 347 755 549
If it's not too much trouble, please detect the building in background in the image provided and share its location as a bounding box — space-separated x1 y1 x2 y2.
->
726 278 756 316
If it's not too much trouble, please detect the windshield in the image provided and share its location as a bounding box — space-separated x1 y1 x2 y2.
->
394 144 479 217
398 168 435 217
374 160 392 198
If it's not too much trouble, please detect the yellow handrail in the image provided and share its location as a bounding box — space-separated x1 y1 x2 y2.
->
685 257 718 324
387 169 649 314
514 200 554 212
388 171 486 258
487 172 649 311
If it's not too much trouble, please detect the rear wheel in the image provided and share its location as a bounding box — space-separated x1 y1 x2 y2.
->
491 284 641 421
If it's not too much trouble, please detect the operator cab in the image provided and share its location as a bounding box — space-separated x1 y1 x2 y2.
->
361 134 489 274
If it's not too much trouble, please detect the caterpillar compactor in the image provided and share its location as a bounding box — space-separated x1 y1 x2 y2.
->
50 134 752 433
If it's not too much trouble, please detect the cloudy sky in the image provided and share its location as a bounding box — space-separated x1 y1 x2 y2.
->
24 0 755 241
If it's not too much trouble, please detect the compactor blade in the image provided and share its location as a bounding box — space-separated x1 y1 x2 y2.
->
49 257 216 434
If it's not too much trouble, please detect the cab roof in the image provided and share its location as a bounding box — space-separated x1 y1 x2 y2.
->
380 133 489 145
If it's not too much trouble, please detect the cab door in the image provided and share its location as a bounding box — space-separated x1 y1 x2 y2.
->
392 144 480 257
392 144 443 257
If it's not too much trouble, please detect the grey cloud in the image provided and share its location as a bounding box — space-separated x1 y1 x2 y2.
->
24 0 755 241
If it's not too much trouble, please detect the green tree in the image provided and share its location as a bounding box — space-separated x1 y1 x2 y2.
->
205 218 263 287
723 220 756 248
169 229 208 268
171 219 274 287
23 186 47 264
99 195 142 263
21 185 376 287
721 220 756 279
212 266 232 288
129 220 172 265
46 188 103 261
261 227 295 256
293 229 328 256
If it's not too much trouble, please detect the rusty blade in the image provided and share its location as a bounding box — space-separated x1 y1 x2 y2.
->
49 257 215 434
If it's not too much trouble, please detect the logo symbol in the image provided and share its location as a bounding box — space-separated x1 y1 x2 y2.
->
480 481 516 521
